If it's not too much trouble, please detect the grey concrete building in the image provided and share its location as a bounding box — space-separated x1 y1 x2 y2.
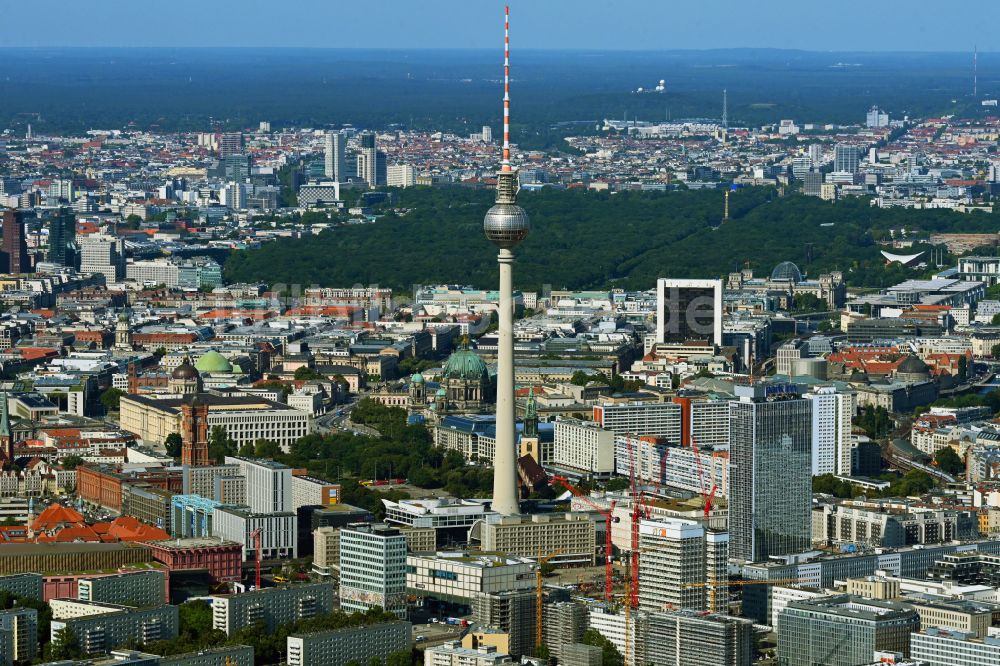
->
78 570 167 607
0 607 38 665
211 583 336 635
542 602 588 661
286 621 411 666
560 643 602 666
159 645 254 666
777 595 920 666
471 590 536 659
0 573 43 602
50 604 179 656
645 610 754 666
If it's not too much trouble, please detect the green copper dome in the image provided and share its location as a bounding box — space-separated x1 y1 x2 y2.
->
443 348 489 382
411 373 425 384
195 350 233 374
436 388 447 397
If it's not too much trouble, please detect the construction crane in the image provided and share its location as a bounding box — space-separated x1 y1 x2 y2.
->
551 476 616 602
683 578 806 613
535 549 563 650
691 437 717 519
249 527 263 590
625 436 644 609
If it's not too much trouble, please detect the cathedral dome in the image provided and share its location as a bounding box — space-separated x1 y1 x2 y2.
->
411 373 425 384
443 348 489 382
171 358 200 380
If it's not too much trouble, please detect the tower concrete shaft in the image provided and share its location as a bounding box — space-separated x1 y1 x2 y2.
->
492 248 519 515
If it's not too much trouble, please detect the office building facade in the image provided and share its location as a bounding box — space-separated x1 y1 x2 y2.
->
224 456 292 514
645 610 754 666
78 570 166 607
324 131 348 182
287 621 411 666
637 518 708 613
776 595 919 666
911 627 1000 666
339 523 407 618
834 144 861 173
1 209 29 274
0 608 37 665
211 583 335 635
729 385 812 562
656 278 723 346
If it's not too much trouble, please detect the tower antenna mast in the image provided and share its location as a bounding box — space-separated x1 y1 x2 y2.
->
974 45 978 98
502 6 511 173
484 6 530 517
722 89 728 129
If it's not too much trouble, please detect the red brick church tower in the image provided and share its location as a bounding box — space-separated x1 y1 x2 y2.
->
180 396 210 466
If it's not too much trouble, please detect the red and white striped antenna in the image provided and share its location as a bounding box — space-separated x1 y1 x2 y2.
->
502 5 512 173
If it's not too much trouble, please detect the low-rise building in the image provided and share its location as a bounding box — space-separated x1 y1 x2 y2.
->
211 583 336 635
78 569 167 607
478 513 596 567
406 552 536 604
424 641 513 666
50 603 179 656
286 621 411 666
911 627 1000 666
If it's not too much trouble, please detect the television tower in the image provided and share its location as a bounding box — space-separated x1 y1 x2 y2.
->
722 89 728 129
974 45 978 98
483 5 529 516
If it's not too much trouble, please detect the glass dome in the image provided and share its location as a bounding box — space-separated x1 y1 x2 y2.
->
770 261 803 283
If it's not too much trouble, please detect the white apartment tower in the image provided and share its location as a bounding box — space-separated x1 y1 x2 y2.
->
804 387 855 476
339 523 407 618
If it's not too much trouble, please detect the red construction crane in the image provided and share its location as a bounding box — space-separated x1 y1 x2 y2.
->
624 435 652 609
249 527 263 590
551 476 616 603
691 437 716 518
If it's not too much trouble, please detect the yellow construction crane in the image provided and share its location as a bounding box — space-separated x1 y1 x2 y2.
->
683 578 807 613
535 549 563 650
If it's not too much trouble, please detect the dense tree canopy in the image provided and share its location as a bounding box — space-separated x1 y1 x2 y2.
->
223 186 993 292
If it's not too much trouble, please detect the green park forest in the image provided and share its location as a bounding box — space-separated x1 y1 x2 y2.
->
223 185 1000 292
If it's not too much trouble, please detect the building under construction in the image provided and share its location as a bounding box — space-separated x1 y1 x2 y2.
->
471 589 536 659
645 610 754 666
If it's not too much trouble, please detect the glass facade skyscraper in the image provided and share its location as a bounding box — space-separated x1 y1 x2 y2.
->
729 384 812 563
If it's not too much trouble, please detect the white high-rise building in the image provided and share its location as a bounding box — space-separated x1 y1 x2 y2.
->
224 457 291 514
339 523 407 618
324 131 347 182
387 164 416 188
221 182 247 209
804 387 855 476
482 126 493 143
552 417 616 475
637 518 709 613
79 234 125 282
808 144 823 166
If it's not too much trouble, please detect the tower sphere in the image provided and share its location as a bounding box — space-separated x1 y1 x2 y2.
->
483 202 530 249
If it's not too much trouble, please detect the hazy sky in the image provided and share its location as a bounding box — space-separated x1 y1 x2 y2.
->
1 0 997 51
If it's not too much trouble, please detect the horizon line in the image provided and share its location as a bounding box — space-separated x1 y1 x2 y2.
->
0 45 993 55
